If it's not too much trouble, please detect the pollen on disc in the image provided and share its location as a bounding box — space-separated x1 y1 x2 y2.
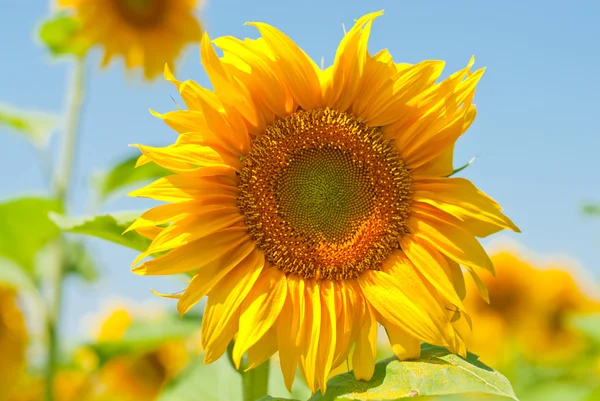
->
238 108 412 280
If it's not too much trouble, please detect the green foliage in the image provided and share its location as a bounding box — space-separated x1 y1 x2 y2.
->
447 156 477 177
0 258 39 293
38 12 90 57
257 397 301 401
0 197 62 272
309 345 518 401
62 240 98 282
519 381 598 401
0 104 57 148
94 153 169 202
569 314 600 344
581 203 600 215
89 313 202 364
50 211 150 252
158 356 243 401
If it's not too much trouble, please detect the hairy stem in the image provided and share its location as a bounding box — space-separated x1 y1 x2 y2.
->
45 57 86 401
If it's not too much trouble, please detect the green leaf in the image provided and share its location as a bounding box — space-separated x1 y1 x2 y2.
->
310 344 518 400
569 314 600 344
520 381 597 401
94 153 169 201
581 203 600 215
0 104 57 148
158 356 243 401
90 313 201 364
0 197 62 272
447 156 477 177
49 211 150 252
257 397 300 401
38 12 90 57
0 258 39 293
63 240 98 282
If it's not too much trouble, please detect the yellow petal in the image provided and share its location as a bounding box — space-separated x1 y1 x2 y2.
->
376 311 421 360
232 268 287 368
246 327 278 370
299 280 321 393
442 257 466 300
400 235 465 311
315 280 336 393
352 295 377 381
277 276 304 392
466 266 490 304
246 22 321 110
365 60 446 127
202 252 264 363
381 251 457 348
350 49 397 118
331 281 358 368
358 270 441 344
200 33 260 130
408 203 494 274
124 196 238 235
132 227 249 275
402 105 476 171
128 174 237 203
133 143 241 172
213 36 291 118
144 208 244 254
176 240 256 315
323 11 383 112
412 177 519 237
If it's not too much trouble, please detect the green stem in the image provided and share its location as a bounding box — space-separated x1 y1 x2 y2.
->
241 361 270 401
45 57 86 401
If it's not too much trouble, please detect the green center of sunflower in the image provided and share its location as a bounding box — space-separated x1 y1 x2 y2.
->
113 0 166 27
238 108 412 280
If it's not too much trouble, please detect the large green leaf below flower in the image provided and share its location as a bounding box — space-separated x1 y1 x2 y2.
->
0 104 57 148
93 152 169 203
50 211 150 252
309 344 518 400
0 197 62 272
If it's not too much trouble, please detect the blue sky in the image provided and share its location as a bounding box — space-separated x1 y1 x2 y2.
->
1 0 600 339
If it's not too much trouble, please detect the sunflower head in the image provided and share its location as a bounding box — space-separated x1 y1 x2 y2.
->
0 284 28 399
90 308 191 401
129 11 519 394
59 0 202 79
464 250 600 365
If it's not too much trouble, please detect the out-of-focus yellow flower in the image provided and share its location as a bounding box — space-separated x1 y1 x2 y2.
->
91 308 190 401
464 250 600 366
128 10 518 394
59 0 202 79
0 284 27 399
6 370 93 401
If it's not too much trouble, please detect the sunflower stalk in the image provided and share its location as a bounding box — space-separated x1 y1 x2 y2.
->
227 342 271 401
241 361 270 401
45 56 86 401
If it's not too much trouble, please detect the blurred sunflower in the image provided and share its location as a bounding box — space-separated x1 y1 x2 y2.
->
0 285 27 399
59 0 202 79
128 11 518 393
89 308 191 401
463 250 600 366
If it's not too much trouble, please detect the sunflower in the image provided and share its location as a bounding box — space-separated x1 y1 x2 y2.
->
0 284 27 399
128 11 518 393
88 308 191 401
59 0 202 79
463 250 600 366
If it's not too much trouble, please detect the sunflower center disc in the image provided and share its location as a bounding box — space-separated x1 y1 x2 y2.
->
113 0 166 27
238 108 412 280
